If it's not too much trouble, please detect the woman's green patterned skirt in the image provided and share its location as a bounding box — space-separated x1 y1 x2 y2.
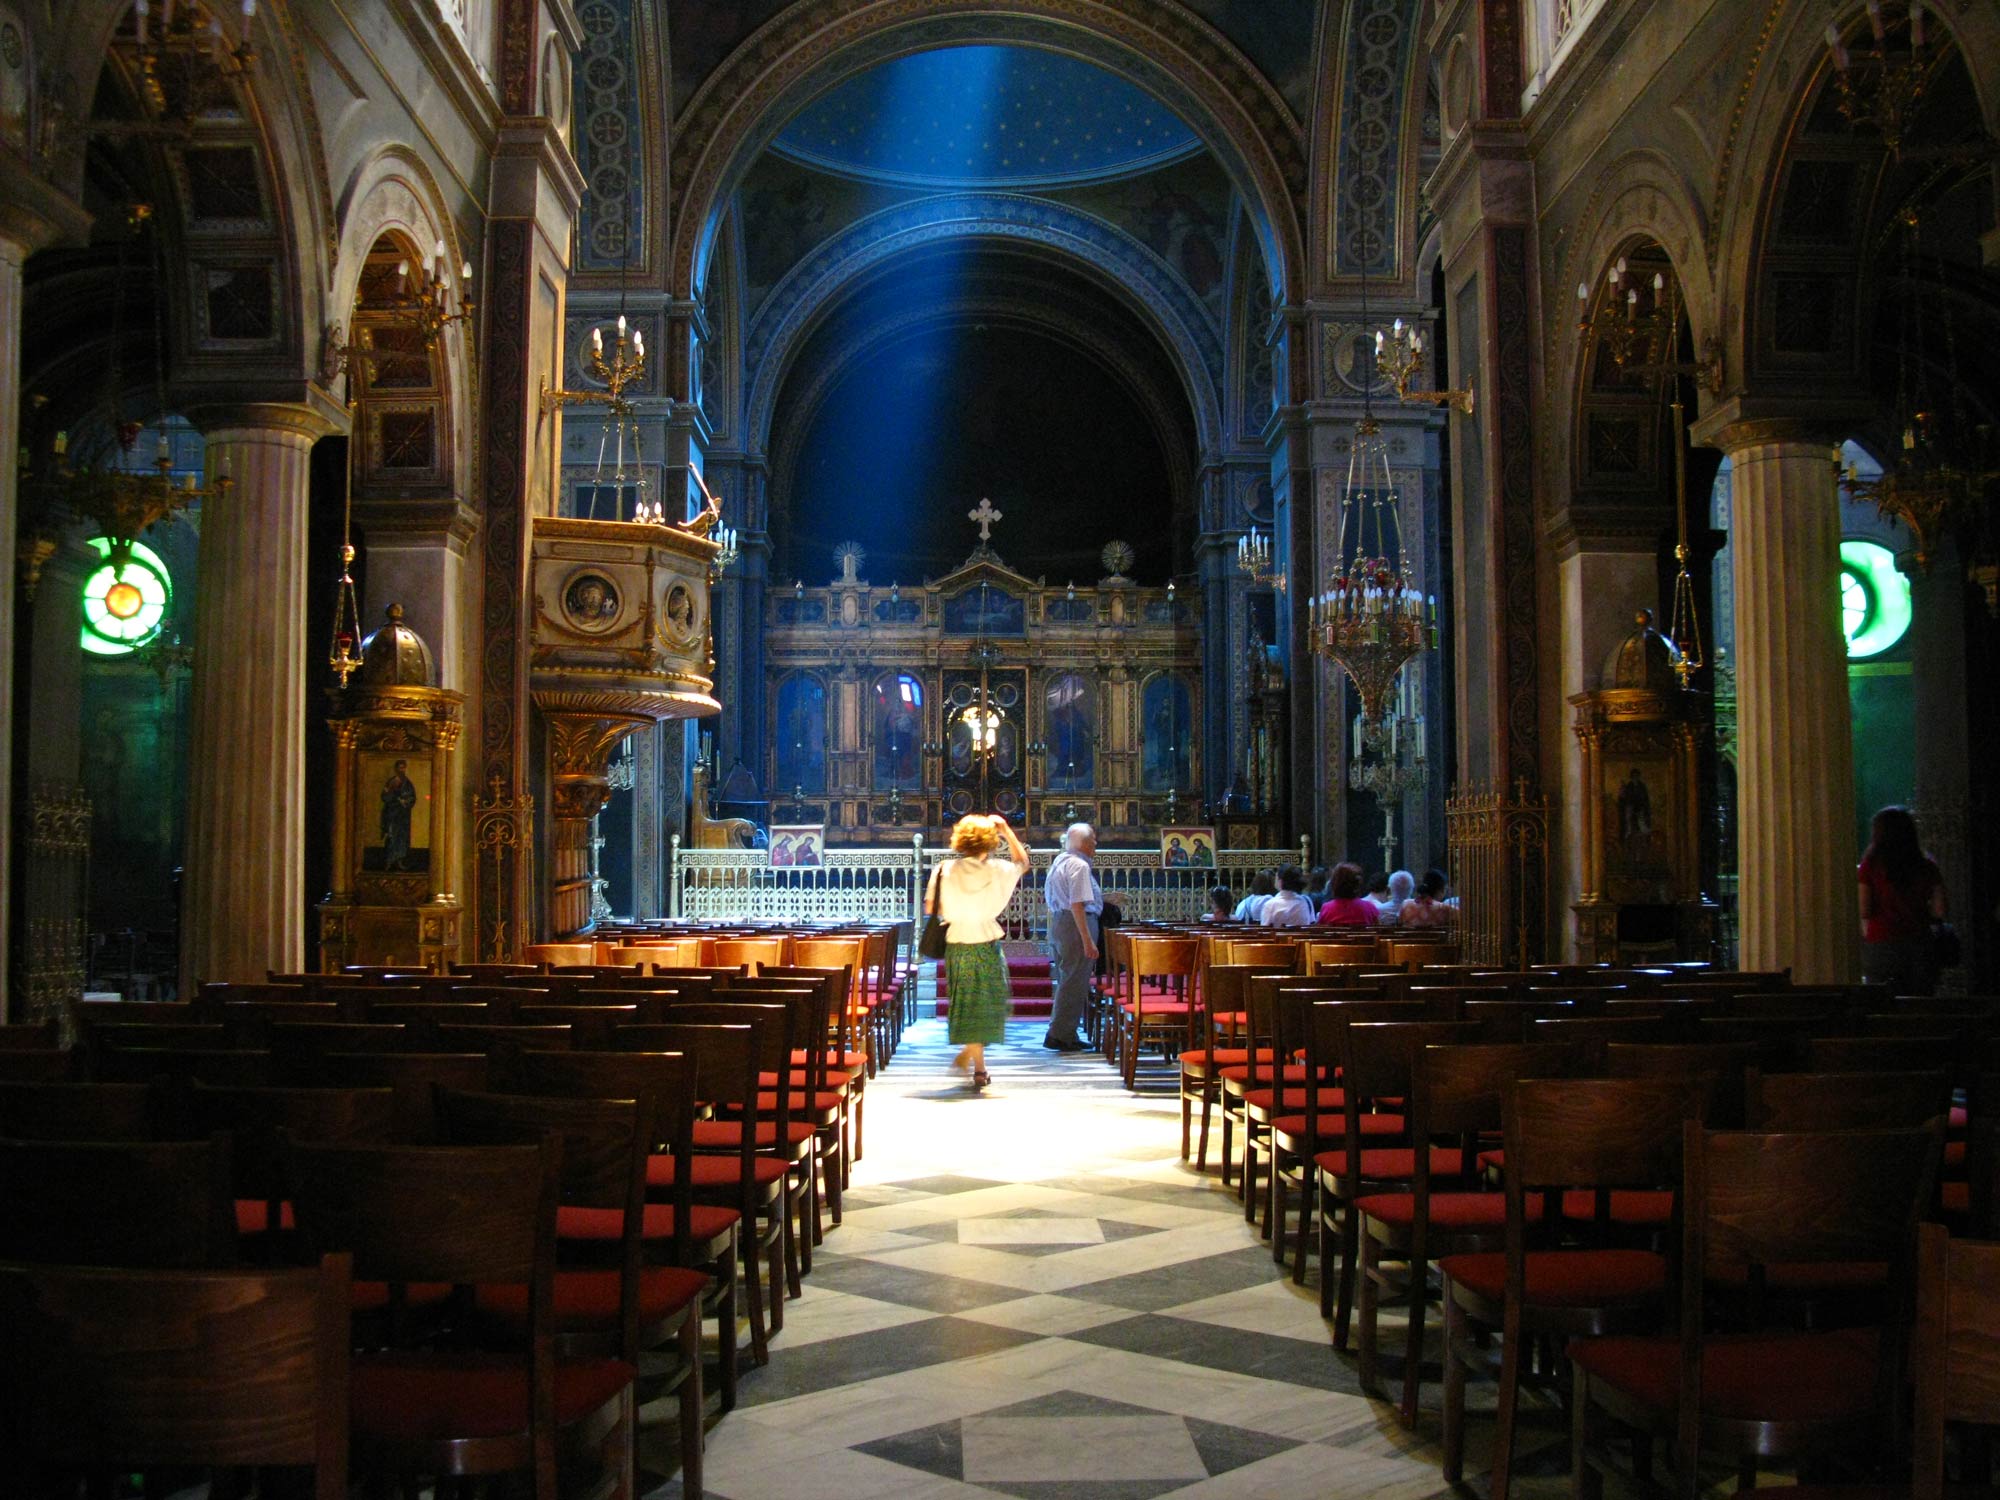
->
945 939 1011 1044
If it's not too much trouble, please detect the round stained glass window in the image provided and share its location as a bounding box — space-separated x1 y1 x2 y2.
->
81 537 172 655
1837 540 1910 660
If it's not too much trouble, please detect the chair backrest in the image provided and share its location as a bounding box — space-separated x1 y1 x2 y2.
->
1461 997 1578 1042
365 1000 496 1030
187 1084 398 1205
219 1000 345 1046
0 1080 159 1140
1325 1019 1481 1173
0 1254 351 1494
502 1049 703 1179
92 1047 273 1087
1679 1121 1940 1455
88 1021 230 1054
75 1000 197 1028
432 1022 576 1056
308 1052 490 1140
1223 940 1299 971
1603 1041 1761 1127
1529 1014 1675 1068
450 962 542 980
268 1023 412 1065
515 1003 644 1048
711 936 789 973
524 942 596 967
0 1021 61 1051
1747 1069 1953 1132
1505 1075 1701 1198
1912 1223 2000 1499
0 1047 77 1082
436 1088 668 1285
289 1140 560 1340
0 1134 237 1267
1806 1034 1961 1076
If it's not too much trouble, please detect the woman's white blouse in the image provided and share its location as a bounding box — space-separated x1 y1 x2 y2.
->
936 854 1025 944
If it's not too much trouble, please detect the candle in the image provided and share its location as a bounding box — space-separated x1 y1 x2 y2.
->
632 329 643 356
134 0 148 43
1910 0 1925 45
242 0 255 16
1825 23 1850 67
591 326 603 356
461 259 473 282
1576 280 1590 303
1866 0 1885 40
617 314 627 337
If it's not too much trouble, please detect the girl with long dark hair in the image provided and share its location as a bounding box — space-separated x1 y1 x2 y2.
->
1857 805 1948 995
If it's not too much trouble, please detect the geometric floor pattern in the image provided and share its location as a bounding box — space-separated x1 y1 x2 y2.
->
639 1006 1593 1499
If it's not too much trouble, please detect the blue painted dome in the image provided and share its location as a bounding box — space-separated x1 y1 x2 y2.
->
771 45 1202 189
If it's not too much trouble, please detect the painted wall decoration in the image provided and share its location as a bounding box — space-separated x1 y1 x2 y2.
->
873 672 925 791
773 673 828 794
739 153 921 313
361 753 432 874
1045 672 1096 791
668 0 791 114
768 824 826 867
943 586 1025 637
574 0 647 270
1052 156 1232 322
1160 825 1218 868
1333 0 1419 277
1142 673 1195 791
1176 0 1317 119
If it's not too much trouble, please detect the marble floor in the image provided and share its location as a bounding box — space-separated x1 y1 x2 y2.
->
637 1009 1594 1500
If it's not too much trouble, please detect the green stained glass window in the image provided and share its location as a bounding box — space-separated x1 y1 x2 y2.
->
80 537 172 655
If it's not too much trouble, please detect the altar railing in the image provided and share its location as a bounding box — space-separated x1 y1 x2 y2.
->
669 835 1311 944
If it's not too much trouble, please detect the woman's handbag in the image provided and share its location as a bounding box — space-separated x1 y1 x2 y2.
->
918 864 950 959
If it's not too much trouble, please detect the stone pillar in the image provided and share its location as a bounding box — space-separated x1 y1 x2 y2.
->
1716 431 1858 983
0 178 91 1018
17 540 95 1021
181 403 340 988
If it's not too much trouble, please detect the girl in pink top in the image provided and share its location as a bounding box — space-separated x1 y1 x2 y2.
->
1316 861 1380 926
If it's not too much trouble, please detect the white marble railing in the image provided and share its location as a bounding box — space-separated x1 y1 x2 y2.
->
668 837 1311 943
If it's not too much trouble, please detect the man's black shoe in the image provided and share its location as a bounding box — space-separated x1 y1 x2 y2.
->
1042 1035 1086 1052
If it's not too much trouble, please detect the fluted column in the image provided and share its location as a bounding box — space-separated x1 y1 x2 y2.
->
181 403 340 988
1723 432 1859 983
0 235 27 1017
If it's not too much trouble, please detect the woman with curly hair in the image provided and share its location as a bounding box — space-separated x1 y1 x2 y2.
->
926 813 1030 1088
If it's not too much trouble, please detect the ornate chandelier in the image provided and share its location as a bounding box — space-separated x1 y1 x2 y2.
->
1825 2 1930 158
543 313 661 524
1309 412 1435 744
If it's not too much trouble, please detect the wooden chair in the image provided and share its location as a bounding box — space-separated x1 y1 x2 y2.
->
1180 962 1292 1171
436 1088 706 1490
309 1051 489 1141
516 1003 645 1048
92 1046 273 1087
726 980 854 1223
1570 1121 1941 1499
289 1137 637 1499
1113 935 1200 1088
525 942 597 967
1438 1073 1690 1497
1221 938 1300 972
0 1020 61 1050
185 1083 397 1248
0 1047 77 1081
0 1079 159 1139
0 1134 236 1267
1225 976 1348 1204
503 1048 747 1409
609 1018 789 1397
0 1254 352 1498
710 936 789 973
1902 1223 2000 1497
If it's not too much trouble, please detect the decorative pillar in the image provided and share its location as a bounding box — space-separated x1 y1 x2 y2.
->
0 178 90 1019
180 402 342 988
18 540 95 1020
1712 427 1858 983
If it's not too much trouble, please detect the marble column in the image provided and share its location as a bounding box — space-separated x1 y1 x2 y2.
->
181 403 340 989
0 235 26 1017
1721 432 1859 983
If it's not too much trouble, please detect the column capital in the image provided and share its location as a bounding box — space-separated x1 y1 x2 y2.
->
185 390 349 443
1688 395 1871 455
0 172 92 261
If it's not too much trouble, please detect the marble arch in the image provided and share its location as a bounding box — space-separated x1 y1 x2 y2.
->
666 1 1307 321
50 0 336 380
765 296 1202 537
333 147 478 488
1709 0 2000 390
740 196 1228 459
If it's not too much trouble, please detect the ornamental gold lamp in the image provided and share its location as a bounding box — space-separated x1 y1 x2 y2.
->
1569 609 1717 964
319 604 465 971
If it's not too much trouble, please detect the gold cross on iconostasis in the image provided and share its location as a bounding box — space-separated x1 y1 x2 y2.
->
968 497 1003 542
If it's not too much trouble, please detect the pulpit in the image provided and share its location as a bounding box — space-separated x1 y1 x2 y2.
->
1570 610 1719 964
319 606 464 971
530 516 721 938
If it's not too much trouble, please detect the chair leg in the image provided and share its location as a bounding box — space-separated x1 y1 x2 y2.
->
1441 1289 1468 1485
1571 1365 1602 1500
1357 1228 1382 1395
1221 1109 1236 1188
1399 1249 1427 1427
1290 1170 1313 1284
714 1246 739 1413
1181 1088 1192 1160
742 1228 770 1366
676 1315 704 1500
1318 1186 1337 1319
783 1186 803 1299
1196 1089 1214 1172
765 1221 786 1335
1333 1203 1361 1350
1490 1317 1522 1500
1268 1151 1288 1260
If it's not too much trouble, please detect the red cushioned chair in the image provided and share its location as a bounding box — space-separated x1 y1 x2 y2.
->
500 1048 747 1409
0 1133 237 1268
1179 963 1292 1172
1569 1120 1942 1500
1114 936 1201 1090
0 1253 352 1498
289 1136 637 1500
1335 1024 1496 1387
1438 1071 1690 1497
436 1087 707 1490
1234 979 1377 1224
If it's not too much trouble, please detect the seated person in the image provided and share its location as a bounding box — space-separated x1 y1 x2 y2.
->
1398 869 1456 929
1316 862 1381 926
1375 869 1415 925
1260 865 1316 928
1203 885 1234 922
1231 871 1277 923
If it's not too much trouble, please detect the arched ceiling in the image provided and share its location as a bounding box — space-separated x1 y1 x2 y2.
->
768 44 1203 189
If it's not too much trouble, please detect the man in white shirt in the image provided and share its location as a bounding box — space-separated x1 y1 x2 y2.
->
1042 823 1101 1052
1261 865 1316 927
1232 871 1276 923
